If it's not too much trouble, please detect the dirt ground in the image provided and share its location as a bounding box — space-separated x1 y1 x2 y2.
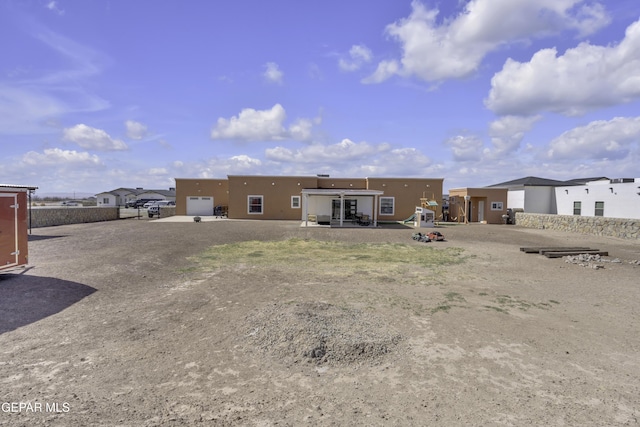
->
1 218 639 426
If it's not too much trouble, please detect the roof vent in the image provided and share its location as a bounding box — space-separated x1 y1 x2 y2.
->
317 174 330 178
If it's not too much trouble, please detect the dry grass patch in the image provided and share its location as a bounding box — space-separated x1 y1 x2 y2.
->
192 238 466 281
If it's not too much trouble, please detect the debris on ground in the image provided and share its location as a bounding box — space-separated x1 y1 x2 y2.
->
428 231 445 241
411 231 445 242
412 232 430 242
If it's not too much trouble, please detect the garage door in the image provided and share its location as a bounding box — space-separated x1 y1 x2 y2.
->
186 196 214 216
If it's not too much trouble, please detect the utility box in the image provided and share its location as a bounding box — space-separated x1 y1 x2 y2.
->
414 206 435 228
1 185 36 272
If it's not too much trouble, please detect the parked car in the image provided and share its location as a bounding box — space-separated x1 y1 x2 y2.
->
148 200 173 217
60 201 79 206
131 199 161 209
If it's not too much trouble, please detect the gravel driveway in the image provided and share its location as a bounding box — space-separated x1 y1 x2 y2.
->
1 218 639 425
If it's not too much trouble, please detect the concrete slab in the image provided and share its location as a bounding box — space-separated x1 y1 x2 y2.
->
150 215 229 223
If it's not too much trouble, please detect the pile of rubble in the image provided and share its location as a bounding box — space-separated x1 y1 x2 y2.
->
564 254 640 269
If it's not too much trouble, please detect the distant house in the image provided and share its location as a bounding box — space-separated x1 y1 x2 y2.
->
96 187 176 207
485 176 607 215
96 191 118 207
487 176 573 214
136 189 176 203
555 178 640 219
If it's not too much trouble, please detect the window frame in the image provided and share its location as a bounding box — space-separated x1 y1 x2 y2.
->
291 195 301 209
379 197 395 216
248 195 264 215
594 201 604 217
573 201 581 216
490 201 503 211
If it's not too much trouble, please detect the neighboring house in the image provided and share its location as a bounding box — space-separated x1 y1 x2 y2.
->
136 188 176 203
555 178 640 219
448 187 508 224
1 184 38 271
175 175 443 226
96 187 176 206
487 176 574 214
96 192 118 207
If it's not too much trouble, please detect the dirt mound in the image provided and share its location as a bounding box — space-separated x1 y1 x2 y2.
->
244 302 402 365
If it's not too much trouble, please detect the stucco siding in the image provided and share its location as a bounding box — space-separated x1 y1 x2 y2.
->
175 178 229 216
555 179 640 219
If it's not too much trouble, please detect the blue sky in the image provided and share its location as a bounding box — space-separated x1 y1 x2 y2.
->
1 0 640 196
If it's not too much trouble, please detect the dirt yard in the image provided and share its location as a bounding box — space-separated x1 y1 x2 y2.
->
1 219 639 426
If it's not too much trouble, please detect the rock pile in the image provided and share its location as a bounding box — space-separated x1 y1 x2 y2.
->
564 254 640 269
244 302 402 366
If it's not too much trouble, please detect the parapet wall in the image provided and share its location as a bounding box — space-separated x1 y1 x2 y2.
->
516 213 640 240
29 207 119 228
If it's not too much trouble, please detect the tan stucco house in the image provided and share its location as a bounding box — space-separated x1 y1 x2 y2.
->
175 175 443 226
448 187 508 224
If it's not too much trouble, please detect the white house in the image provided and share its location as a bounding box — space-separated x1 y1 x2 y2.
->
555 178 640 219
96 192 118 207
488 176 609 214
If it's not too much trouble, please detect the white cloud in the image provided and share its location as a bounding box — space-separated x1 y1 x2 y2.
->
211 104 286 141
210 104 318 142
263 62 283 85
63 124 128 151
125 120 148 140
486 19 640 116
366 0 610 83
266 139 390 163
445 135 485 161
361 60 400 85
46 1 65 15
22 148 102 166
547 116 640 160
487 115 542 156
339 44 373 72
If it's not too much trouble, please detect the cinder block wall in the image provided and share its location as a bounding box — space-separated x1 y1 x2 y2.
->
516 213 640 240
158 206 176 217
29 207 119 228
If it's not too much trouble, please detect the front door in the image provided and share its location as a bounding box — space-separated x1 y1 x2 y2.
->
0 194 18 269
478 200 485 222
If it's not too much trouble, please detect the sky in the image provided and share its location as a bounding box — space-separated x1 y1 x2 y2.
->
1 0 640 196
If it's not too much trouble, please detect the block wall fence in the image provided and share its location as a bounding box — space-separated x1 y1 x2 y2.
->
516 213 640 240
29 207 119 228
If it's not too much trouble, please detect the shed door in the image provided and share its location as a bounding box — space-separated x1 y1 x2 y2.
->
186 196 214 216
0 194 18 269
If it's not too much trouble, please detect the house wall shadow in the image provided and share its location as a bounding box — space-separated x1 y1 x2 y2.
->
0 274 96 335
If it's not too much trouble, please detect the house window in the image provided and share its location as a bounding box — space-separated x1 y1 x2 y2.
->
490 202 503 210
573 201 581 215
594 201 604 217
103 198 110 204
380 197 395 215
248 195 263 214
291 196 300 209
